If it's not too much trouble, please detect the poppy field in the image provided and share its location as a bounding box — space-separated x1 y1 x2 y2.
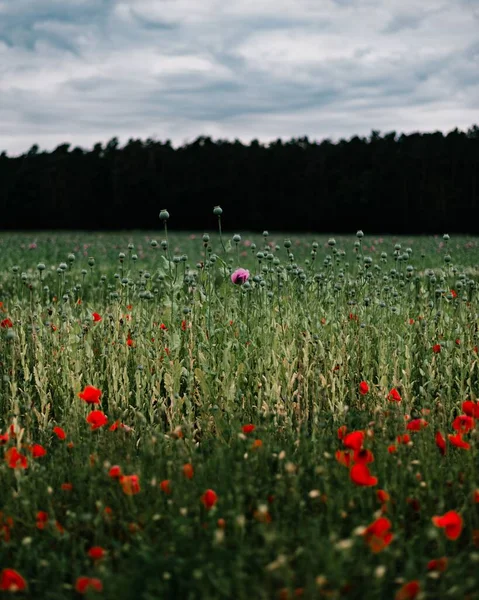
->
1 219 479 599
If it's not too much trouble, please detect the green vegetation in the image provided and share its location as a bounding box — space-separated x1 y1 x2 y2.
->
0 224 478 599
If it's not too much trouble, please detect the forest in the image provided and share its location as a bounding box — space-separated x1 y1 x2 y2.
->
1 125 478 233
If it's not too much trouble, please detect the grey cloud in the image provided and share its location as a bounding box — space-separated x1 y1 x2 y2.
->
0 0 477 155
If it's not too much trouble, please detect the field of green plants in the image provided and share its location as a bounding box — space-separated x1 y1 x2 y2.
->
0 214 479 599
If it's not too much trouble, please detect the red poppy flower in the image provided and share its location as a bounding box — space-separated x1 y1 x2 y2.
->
86 410 108 430
201 489 218 510
395 580 420 600
183 463 194 479
108 465 122 478
462 400 479 418
432 344 441 354
160 323 168 330
0 433 9 445
335 450 353 467
376 489 390 504
78 385 102 404
5 447 28 469
343 431 365 450
363 517 393 553
75 577 103 594
242 424 255 434
388 388 402 402
452 415 475 433
448 432 470 450
432 510 463 540
61 483 73 491
160 479 172 494
0 318 13 328
387 444 397 453
119 474 140 495
127 336 134 347
251 439 263 449
337 425 348 440
29 444 47 458
396 434 411 444
359 381 369 395
0 569 27 592
88 546 105 560
427 557 448 572
350 463 378 486
181 320 188 331
92 312 102 322
352 448 374 465
450 289 457 298
406 418 428 432
53 426 66 440
36 511 48 530
435 431 447 455
473 489 479 503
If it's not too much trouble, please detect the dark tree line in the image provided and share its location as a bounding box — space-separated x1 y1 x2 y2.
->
1 126 479 233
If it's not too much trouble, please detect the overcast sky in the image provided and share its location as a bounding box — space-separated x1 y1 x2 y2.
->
1 0 478 155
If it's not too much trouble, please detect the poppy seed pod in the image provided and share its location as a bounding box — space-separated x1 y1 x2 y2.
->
213 206 223 216
159 209 170 220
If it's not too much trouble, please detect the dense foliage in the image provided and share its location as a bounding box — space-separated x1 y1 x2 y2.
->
1 125 479 232
0 223 479 599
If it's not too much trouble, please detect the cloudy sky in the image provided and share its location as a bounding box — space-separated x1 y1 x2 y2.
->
1 0 478 155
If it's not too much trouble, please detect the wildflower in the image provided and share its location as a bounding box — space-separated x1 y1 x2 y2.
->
201 489 218 510
435 431 447 455
61 483 73 491
0 569 27 592
92 312 102 322
78 385 102 404
406 419 428 432
350 464 378 486
29 444 47 458
427 557 448 572
53 426 66 440
251 439 263 449
5 447 28 469
231 268 250 285
337 425 348 440
86 410 108 430
335 450 353 468
395 580 420 600
120 475 140 496
397 434 411 444
75 577 103 594
448 432 470 450
88 547 106 561
388 388 402 402
363 517 393 553
181 320 188 331
0 433 9 445
109 465 122 478
183 463 194 479
473 489 479 503
0 318 13 328
126 335 134 347
388 444 397 453
462 400 479 418
36 511 48 530
432 510 463 540
160 480 172 494
343 431 365 450
452 415 475 433
359 381 369 395
242 424 255 434
352 448 374 465
376 490 390 504
432 344 441 354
